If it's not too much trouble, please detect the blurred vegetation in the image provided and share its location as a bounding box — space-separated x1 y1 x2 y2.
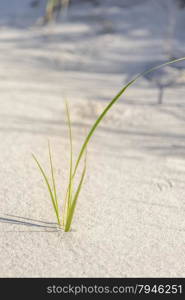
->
31 0 100 24
42 0 70 24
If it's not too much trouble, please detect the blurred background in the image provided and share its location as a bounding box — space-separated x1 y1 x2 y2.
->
1 0 185 97
0 0 185 155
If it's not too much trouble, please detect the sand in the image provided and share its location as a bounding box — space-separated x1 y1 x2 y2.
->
0 0 185 277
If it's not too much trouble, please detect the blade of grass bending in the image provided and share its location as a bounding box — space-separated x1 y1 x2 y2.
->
32 154 61 227
65 101 73 224
65 152 87 232
48 141 60 223
73 57 185 177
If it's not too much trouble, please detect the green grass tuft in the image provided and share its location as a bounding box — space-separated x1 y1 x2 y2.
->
33 57 185 232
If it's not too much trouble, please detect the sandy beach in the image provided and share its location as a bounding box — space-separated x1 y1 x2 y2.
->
0 0 185 277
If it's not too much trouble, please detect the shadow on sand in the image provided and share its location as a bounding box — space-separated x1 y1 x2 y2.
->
0 214 59 232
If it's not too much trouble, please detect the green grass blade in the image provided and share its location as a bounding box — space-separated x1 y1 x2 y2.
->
48 141 59 211
64 153 87 232
32 154 61 227
65 101 73 219
73 57 185 177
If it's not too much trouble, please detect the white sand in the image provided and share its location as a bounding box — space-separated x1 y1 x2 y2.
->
0 0 185 277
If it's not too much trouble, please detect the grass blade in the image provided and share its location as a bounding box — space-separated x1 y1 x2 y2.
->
73 57 185 177
48 141 59 211
64 152 87 232
32 154 61 227
64 101 73 223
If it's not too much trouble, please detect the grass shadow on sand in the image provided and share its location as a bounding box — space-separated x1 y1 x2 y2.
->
0 214 58 231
